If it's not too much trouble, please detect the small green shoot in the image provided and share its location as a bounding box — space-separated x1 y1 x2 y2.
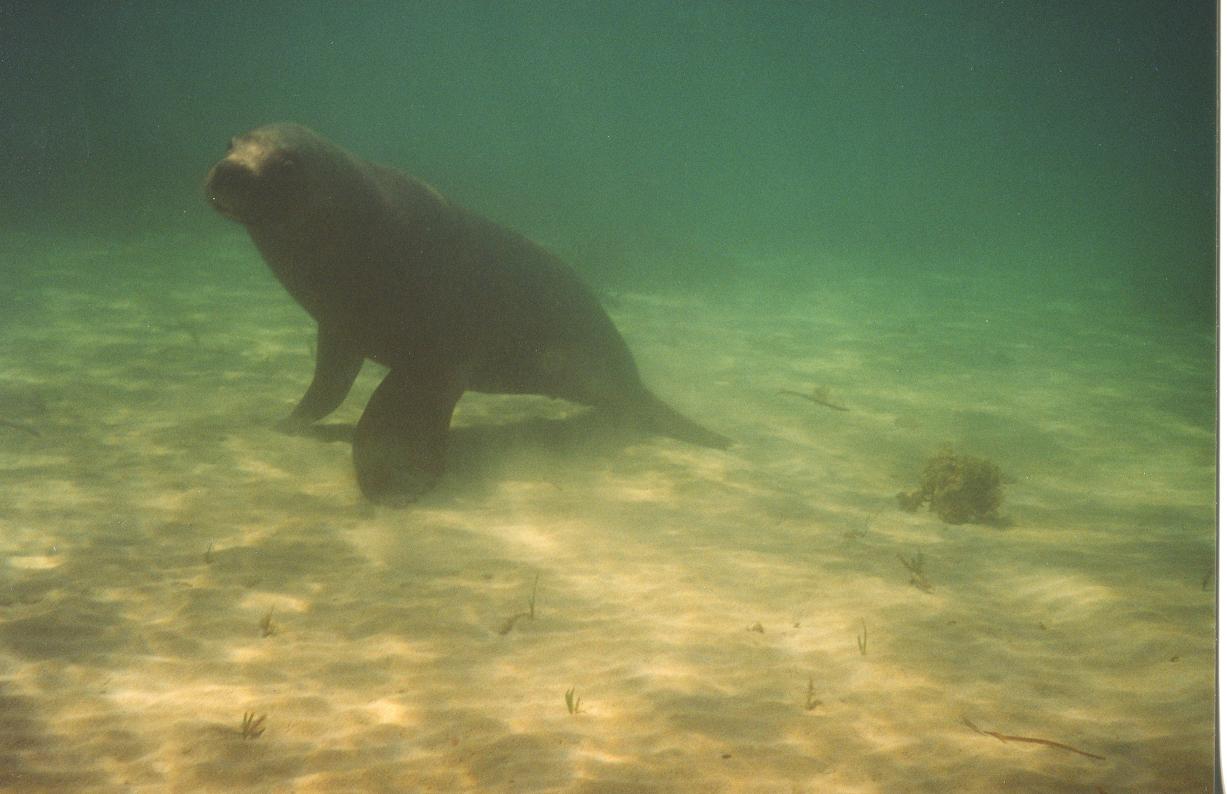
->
497 573 540 635
804 677 821 711
857 619 868 656
203 542 214 565
565 686 582 715
240 711 266 739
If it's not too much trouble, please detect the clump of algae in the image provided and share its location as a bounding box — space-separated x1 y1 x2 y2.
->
897 447 1005 525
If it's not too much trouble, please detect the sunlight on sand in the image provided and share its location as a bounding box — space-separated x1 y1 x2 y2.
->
0 235 1214 791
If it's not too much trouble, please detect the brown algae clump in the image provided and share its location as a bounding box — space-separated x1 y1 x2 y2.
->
897 447 1005 525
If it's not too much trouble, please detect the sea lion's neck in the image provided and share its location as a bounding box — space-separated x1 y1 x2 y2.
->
248 220 345 321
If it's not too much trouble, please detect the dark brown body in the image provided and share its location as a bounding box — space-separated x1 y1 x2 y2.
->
205 124 726 503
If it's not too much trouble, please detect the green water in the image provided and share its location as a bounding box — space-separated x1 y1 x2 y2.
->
3 2 1216 321
0 3 1216 791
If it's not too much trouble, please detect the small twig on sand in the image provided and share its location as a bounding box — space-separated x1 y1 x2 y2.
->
962 715 1105 761
778 386 850 412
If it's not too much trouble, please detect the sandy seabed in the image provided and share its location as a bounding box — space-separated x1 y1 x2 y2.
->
0 231 1215 793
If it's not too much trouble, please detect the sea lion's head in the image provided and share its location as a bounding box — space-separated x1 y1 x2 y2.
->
205 123 348 227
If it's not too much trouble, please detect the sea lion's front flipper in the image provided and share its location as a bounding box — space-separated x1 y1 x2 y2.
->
279 324 364 433
352 366 463 506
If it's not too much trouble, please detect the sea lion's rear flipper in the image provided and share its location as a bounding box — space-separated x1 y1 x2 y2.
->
636 390 732 450
279 324 364 433
353 366 463 506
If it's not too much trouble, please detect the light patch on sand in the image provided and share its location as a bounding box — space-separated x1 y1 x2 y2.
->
238 591 311 614
996 571 1120 623
7 554 62 570
234 456 294 480
224 644 282 664
604 478 677 503
139 486 207 512
361 696 413 726
495 520 562 557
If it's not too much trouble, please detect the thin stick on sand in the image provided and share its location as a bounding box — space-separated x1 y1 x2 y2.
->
962 715 1105 761
778 386 850 412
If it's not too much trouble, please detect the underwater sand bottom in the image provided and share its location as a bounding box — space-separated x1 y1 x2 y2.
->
0 232 1214 792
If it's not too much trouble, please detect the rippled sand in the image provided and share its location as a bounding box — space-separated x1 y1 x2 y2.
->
0 232 1214 792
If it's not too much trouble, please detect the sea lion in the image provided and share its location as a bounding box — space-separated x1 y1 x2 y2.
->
204 123 728 504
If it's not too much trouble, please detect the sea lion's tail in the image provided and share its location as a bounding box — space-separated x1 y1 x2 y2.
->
636 390 732 450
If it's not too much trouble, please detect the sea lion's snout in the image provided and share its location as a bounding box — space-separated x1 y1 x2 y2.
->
205 133 294 223
204 158 257 221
